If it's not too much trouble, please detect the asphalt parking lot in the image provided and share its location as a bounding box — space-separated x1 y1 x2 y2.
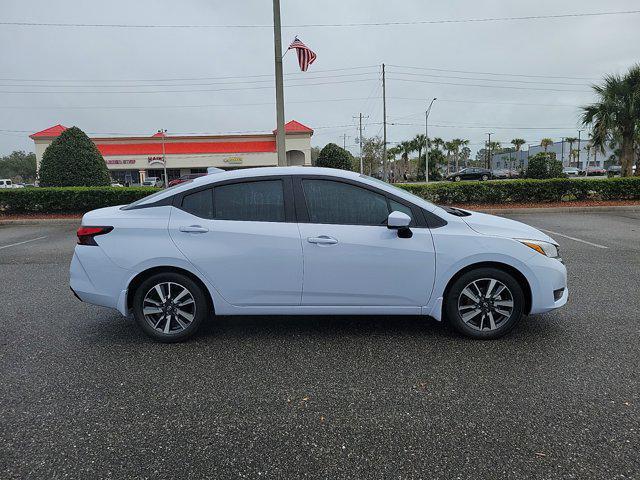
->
1 210 639 479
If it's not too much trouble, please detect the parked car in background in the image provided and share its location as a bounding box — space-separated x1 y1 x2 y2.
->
492 169 520 179
70 166 567 343
607 165 621 177
168 173 207 187
581 166 607 176
0 179 14 188
142 176 163 187
447 168 492 182
111 182 124 187
562 167 580 177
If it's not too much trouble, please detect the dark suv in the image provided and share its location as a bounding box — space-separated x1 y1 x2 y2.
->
447 168 493 182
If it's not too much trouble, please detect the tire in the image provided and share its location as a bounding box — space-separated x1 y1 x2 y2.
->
132 272 210 343
445 267 524 339
481 175 489 181
454 176 461 182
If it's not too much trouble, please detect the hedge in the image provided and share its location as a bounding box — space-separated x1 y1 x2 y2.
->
0 187 158 214
397 177 640 204
1 178 640 215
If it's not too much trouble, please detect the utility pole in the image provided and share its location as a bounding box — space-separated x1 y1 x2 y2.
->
486 132 493 169
382 63 388 181
272 0 286 166
425 98 437 182
353 113 368 174
341 133 350 150
158 129 168 188
578 129 584 176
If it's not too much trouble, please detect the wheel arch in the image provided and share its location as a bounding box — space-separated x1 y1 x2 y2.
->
442 261 532 315
126 266 215 314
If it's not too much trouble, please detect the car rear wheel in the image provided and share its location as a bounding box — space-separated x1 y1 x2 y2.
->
481 174 489 181
445 267 524 339
454 176 461 182
132 272 209 342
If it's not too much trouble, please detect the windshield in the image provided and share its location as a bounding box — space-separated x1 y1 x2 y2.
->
121 181 193 210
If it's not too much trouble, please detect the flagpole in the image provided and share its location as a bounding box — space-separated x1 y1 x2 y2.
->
272 0 287 166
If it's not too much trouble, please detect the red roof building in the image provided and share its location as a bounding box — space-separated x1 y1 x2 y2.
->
31 121 313 185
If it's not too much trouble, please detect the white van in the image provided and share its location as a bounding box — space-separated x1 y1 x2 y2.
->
0 179 14 188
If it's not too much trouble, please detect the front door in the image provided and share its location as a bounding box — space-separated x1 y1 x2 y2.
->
168 178 303 306
296 178 436 307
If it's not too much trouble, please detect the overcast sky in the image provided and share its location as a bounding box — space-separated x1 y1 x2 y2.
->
1 0 639 156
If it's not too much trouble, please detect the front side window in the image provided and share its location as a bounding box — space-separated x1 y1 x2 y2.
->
214 180 285 222
302 179 389 226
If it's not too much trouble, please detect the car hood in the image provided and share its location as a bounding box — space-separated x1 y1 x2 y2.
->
457 209 555 243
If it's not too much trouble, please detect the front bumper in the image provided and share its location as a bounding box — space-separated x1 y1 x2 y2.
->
526 254 568 314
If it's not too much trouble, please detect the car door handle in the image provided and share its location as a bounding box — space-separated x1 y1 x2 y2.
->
179 225 209 233
307 235 338 245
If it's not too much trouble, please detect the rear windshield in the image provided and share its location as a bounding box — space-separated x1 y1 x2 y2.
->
121 181 192 210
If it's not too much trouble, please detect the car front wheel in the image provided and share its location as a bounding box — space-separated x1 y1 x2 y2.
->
132 272 209 342
445 268 524 339
481 175 489 181
454 176 461 182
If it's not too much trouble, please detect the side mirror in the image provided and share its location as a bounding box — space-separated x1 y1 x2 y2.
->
387 211 413 238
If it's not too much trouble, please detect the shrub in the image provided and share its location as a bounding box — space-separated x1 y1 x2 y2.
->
39 127 111 187
526 152 563 179
1 178 639 215
397 177 640 205
316 143 353 171
0 187 157 214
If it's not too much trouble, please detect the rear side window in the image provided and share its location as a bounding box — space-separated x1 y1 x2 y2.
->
181 188 213 218
214 180 285 222
302 179 389 226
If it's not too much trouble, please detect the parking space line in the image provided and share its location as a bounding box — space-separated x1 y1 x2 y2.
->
0 236 48 250
540 229 608 249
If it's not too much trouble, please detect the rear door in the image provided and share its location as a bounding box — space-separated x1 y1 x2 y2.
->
168 176 303 306
294 176 436 308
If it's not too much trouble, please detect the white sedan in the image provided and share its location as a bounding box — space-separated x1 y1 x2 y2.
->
70 167 568 342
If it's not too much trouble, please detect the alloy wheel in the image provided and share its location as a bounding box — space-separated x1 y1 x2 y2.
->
142 282 196 335
457 278 514 331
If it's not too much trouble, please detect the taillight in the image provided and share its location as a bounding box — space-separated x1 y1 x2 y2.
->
77 226 113 246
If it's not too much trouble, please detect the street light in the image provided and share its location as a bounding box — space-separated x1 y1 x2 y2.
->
158 129 168 188
425 97 437 183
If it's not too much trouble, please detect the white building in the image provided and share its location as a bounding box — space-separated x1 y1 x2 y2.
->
30 120 313 185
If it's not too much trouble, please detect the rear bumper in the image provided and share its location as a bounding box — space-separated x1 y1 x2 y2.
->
69 247 130 314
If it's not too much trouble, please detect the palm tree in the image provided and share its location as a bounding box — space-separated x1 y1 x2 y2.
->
451 138 469 172
444 141 457 174
412 134 426 179
398 141 413 182
582 64 640 176
564 137 578 166
540 138 554 156
510 138 526 174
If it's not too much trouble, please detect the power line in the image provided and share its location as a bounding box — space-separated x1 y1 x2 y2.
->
0 96 381 110
0 65 379 83
387 76 591 93
0 77 379 94
387 64 598 81
0 71 380 88
388 69 587 86
1 10 638 28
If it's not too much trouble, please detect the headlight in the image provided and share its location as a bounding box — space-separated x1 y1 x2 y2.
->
518 239 560 258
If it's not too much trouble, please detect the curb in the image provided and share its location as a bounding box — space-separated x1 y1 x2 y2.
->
476 205 640 215
0 218 81 226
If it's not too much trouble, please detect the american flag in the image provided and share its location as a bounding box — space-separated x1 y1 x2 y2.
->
288 37 316 72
